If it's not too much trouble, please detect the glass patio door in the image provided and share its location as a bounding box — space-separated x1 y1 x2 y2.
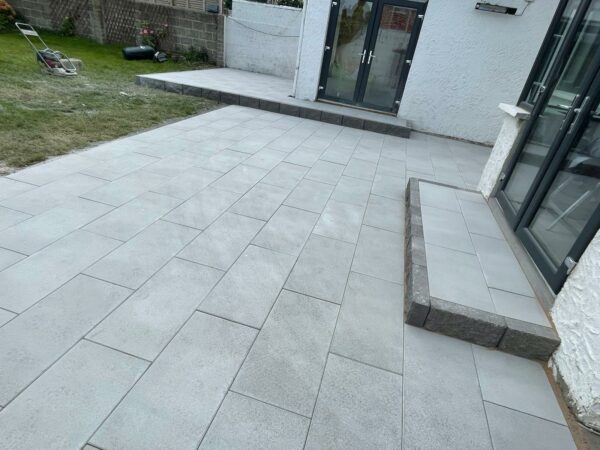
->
318 0 426 113
498 0 600 225
517 70 600 291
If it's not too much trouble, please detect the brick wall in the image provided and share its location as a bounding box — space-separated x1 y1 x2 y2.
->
9 0 224 65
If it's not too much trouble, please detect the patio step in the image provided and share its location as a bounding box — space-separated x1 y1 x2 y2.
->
136 72 412 138
404 178 560 361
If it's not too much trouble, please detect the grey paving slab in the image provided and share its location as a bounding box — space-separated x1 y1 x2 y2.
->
151 166 223 200
0 248 24 271
331 272 403 373
210 164 268 194
471 234 535 297
1 173 106 215
484 402 576 450
371 174 405 200
232 290 338 416
331 176 371 207
363 194 404 233
0 178 35 201
284 146 324 167
421 205 474 254
353 145 381 164
376 156 405 178
285 234 354 304
244 148 288 170
230 182 291 221
252 206 318 256
84 220 199 289
81 170 169 207
81 138 150 161
0 198 113 255
199 245 295 328
313 200 364 243
261 162 308 189
197 149 249 172
0 230 121 313
6 154 93 186
88 258 222 361
200 392 310 450
305 160 345 185
84 192 181 241
0 206 31 231
164 186 242 230
90 313 256 450
426 243 495 313
343 158 377 181
0 340 147 450
489 288 550 327
352 225 404 283
81 152 158 181
320 145 355 165
305 354 402 449
178 212 264 270
0 308 15 327
284 179 334 214
143 151 208 177
458 197 504 239
472 346 566 424
0 275 131 405
419 181 461 211
402 326 493 450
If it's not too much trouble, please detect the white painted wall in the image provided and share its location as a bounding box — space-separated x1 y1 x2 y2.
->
551 231 600 431
293 0 331 100
225 0 302 79
294 0 559 144
400 0 559 144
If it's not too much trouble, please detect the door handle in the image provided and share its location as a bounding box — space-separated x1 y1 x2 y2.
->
567 96 591 134
367 50 375 64
358 50 366 63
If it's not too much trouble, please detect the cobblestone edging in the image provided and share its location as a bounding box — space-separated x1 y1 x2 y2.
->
404 178 560 361
136 75 412 138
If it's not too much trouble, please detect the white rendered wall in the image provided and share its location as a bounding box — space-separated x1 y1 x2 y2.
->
551 231 600 431
399 0 559 144
293 0 331 100
225 0 302 79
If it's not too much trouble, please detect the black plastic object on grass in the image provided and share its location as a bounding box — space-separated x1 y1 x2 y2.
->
122 45 156 61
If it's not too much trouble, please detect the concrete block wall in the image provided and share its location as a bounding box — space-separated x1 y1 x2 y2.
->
9 0 51 29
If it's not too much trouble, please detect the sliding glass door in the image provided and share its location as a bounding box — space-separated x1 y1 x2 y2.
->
498 0 600 291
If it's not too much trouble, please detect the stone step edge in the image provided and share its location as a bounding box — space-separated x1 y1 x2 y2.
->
136 75 411 138
403 177 561 361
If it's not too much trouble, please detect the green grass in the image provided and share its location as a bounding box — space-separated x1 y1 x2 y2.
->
0 30 216 173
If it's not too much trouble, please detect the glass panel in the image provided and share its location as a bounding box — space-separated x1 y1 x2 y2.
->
524 0 582 105
503 1 600 213
361 4 417 110
323 0 373 103
528 100 600 266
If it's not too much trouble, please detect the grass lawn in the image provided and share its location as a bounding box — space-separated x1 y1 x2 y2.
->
0 30 216 174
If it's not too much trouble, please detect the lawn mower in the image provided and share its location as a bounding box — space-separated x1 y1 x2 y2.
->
15 22 78 76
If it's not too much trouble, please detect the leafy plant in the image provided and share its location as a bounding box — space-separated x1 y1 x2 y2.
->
183 46 209 64
60 16 76 36
0 1 16 32
138 20 168 51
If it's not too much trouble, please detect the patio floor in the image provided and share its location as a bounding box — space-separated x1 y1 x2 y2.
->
0 106 576 449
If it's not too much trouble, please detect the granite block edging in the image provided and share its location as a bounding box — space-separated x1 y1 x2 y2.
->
403 177 560 361
136 75 411 137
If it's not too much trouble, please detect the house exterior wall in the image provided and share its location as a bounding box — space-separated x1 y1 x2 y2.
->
399 0 559 144
551 231 600 431
224 0 302 79
294 0 559 144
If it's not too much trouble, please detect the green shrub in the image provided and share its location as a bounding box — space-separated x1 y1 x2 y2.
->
0 1 16 32
60 16 76 36
183 46 209 64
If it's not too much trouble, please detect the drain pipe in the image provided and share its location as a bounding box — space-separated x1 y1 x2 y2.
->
292 0 309 98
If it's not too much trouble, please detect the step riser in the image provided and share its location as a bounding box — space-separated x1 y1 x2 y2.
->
136 75 412 138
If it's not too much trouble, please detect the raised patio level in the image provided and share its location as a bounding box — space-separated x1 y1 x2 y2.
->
137 68 412 138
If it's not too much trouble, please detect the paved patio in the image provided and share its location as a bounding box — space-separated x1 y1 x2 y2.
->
0 106 576 449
